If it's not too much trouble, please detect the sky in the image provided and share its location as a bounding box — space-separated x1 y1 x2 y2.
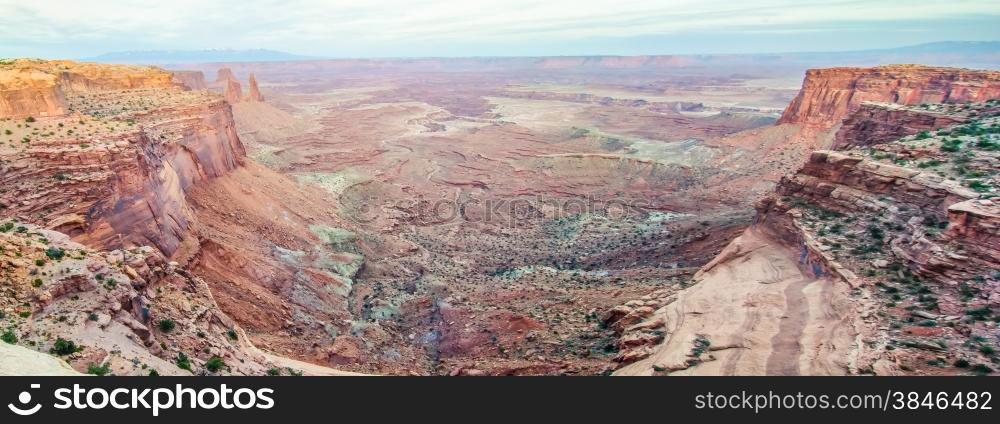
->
1 0 999 58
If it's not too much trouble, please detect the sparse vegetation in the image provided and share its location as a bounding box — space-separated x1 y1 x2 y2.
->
158 319 176 333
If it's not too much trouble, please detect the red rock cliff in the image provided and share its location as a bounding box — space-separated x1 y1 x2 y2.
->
778 65 1000 128
1 60 182 118
0 61 246 256
832 102 969 149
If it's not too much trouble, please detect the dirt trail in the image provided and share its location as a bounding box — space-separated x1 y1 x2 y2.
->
614 228 860 376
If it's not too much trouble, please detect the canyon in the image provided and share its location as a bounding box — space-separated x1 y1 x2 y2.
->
0 57 997 376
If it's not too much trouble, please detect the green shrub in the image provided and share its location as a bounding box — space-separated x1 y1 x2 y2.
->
176 352 192 372
954 358 970 368
87 363 111 376
50 338 81 356
205 356 226 373
158 319 176 333
941 139 963 152
971 364 993 374
1 329 16 344
227 329 238 341
45 247 65 260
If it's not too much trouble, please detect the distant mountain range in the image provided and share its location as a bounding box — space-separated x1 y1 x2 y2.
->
81 42 1000 69
81 49 313 64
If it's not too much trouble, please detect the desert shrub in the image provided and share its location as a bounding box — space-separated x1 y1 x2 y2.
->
205 356 226 373
87 363 111 376
176 352 192 372
50 338 81 356
971 364 993 374
1 329 16 344
954 358 970 368
941 139 963 152
227 329 238 341
45 247 65 260
158 319 176 333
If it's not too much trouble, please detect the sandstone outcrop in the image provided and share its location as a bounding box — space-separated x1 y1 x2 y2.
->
0 343 85 376
1 59 182 119
224 78 243 104
0 223 276 375
170 70 208 90
214 67 236 85
246 73 264 102
778 65 1000 128
833 102 969 149
0 60 245 256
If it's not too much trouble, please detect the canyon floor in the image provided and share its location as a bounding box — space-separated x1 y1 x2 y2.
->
206 67 803 374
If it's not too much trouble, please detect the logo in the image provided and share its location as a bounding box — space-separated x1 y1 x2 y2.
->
8 384 42 416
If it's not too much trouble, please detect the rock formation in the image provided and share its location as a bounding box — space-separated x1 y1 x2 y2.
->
246 73 264 102
613 97 1000 376
832 102 969 149
0 223 275 375
0 61 245 256
169 70 208 90
214 67 236 85
224 77 243 104
0 59 181 118
778 65 1000 128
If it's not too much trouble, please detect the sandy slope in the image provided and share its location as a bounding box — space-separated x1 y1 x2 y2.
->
615 228 861 376
0 344 85 376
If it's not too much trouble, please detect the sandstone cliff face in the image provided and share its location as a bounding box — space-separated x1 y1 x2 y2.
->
833 102 968 149
0 60 183 118
246 73 264 102
215 67 236 84
170 70 208 90
0 69 67 118
778 65 1000 128
224 78 243 104
0 61 246 257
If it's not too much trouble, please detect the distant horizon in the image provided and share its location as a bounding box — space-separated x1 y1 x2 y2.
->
21 40 999 64
2 1 999 59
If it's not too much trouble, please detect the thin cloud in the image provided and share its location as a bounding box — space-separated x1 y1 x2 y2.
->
0 0 997 57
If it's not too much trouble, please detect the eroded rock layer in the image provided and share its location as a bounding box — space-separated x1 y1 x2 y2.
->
614 99 1000 376
1 61 245 255
778 65 1000 128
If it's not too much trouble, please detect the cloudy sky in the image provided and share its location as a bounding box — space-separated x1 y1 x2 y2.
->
1 0 998 58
